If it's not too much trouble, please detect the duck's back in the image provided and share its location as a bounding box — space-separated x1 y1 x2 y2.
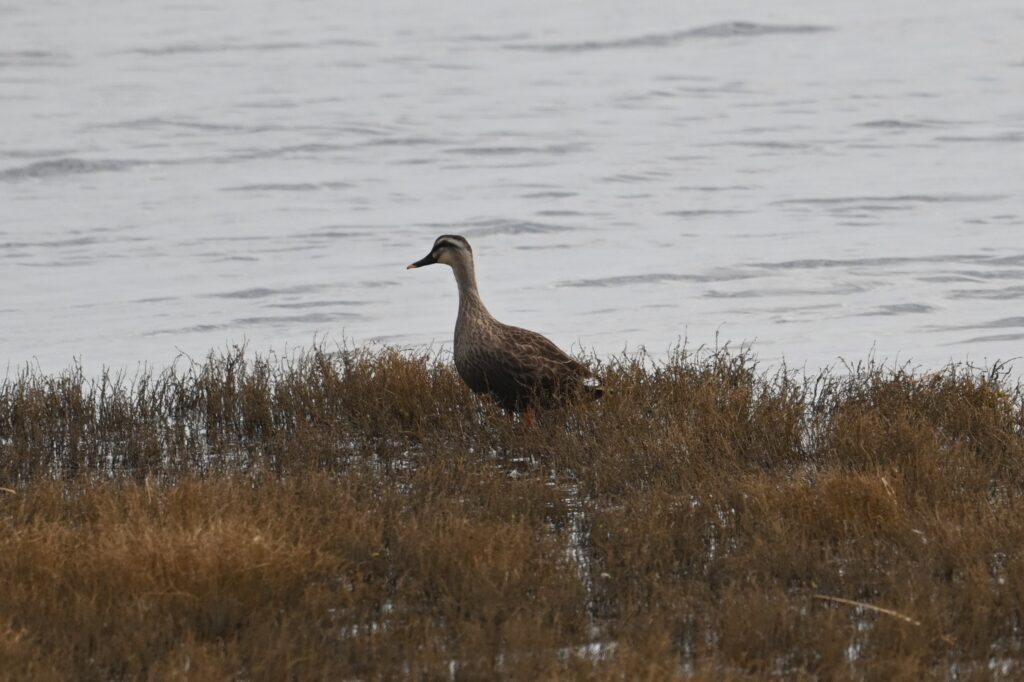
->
454 318 592 412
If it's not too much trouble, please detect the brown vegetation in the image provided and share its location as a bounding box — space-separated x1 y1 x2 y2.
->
2 345 1023 679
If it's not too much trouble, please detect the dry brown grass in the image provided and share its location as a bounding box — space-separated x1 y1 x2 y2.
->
2 344 1023 679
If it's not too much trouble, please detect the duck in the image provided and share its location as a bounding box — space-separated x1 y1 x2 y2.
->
407 234 602 417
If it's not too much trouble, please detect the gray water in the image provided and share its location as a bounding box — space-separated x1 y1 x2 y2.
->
2 0 1023 373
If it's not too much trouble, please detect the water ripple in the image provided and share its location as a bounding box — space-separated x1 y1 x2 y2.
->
949 332 1024 345
935 132 1024 143
859 303 936 316
949 286 1024 300
506 21 831 52
775 194 1005 207
706 282 874 298
445 143 587 156
560 270 753 287
145 311 367 336
123 37 372 57
934 316 1024 331
223 181 353 192
857 119 958 129
0 49 72 67
425 218 575 236
663 209 749 218
206 285 326 300
0 158 140 181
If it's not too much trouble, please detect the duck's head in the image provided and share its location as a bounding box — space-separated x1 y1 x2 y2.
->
406 234 473 270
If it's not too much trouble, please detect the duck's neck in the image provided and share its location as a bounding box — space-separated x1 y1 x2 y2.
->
452 258 490 320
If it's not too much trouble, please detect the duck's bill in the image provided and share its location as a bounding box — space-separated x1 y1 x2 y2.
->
406 253 437 269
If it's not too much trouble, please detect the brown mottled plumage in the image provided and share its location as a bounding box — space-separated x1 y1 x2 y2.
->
407 234 602 413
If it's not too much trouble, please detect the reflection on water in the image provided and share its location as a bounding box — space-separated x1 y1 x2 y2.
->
1 0 1023 372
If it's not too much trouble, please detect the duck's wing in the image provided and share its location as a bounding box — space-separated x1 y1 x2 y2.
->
495 323 599 395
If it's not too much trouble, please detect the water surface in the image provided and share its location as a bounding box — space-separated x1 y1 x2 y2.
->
2 0 1023 372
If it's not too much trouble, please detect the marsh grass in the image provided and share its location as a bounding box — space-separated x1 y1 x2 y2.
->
2 344 1024 679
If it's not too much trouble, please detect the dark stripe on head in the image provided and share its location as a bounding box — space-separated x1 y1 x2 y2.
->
433 234 471 253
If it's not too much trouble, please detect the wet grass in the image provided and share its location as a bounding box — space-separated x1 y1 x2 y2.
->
2 344 1024 679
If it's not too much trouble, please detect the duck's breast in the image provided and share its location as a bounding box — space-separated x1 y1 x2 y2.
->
453 319 497 395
